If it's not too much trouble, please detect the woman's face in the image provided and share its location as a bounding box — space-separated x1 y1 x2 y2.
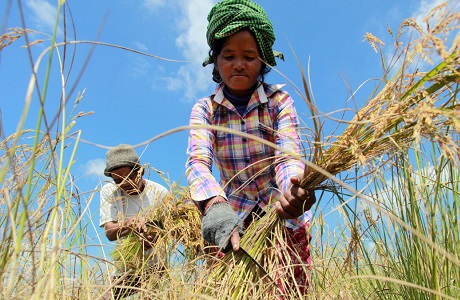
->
110 166 144 195
215 29 263 97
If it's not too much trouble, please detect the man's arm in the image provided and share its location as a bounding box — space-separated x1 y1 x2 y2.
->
104 216 139 241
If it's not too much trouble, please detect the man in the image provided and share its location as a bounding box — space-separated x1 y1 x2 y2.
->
99 144 168 299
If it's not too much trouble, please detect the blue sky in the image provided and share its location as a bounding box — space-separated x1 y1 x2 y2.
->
0 0 447 252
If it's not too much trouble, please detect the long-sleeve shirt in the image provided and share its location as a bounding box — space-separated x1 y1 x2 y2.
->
185 82 311 229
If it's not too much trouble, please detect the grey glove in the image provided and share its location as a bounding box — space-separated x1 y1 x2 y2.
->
201 202 244 252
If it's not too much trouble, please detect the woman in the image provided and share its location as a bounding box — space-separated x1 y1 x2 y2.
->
185 0 316 293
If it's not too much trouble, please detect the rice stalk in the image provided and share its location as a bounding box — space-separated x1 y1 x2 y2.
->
335 138 460 299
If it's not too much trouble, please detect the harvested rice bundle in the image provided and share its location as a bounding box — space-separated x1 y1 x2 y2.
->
204 2 460 298
112 183 203 271
300 3 460 190
204 207 282 298
143 184 204 259
111 232 145 271
300 50 459 190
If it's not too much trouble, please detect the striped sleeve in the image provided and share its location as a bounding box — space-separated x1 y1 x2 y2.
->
185 98 225 202
273 91 305 192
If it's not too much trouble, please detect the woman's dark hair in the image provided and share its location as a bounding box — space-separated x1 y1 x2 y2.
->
208 29 271 83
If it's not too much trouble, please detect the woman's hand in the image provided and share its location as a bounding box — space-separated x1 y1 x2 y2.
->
201 196 243 252
276 176 316 219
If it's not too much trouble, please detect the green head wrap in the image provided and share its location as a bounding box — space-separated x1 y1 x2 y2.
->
203 0 283 82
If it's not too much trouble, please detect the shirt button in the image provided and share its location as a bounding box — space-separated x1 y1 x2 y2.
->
241 120 245 125
242 138 247 143
245 159 250 163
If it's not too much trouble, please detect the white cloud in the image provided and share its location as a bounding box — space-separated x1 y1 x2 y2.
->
81 158 106 179
129 56 150 77
133 41 149 53
143 0 167 11
364 163 459 221
25 0 60 35
175 0 213 64
384 0 450 78
138 0 215 101
413 0 446 26
159 0 215 102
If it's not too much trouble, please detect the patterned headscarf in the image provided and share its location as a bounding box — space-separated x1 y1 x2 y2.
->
203 0 283 81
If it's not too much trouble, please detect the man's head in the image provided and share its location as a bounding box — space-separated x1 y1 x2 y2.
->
104 144 145 194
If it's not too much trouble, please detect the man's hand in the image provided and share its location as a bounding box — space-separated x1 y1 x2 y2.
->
104 216 143 241
138 232 156 249
276 176 316 219
201 196 243 252
124 216 144 232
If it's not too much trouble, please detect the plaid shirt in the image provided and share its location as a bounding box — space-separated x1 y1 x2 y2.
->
185 82 311 229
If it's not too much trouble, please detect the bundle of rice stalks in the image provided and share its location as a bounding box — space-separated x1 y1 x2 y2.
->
300 3 460 190
111 183 203 273
201 207 284 298
300 48 459 189
203 2 460 299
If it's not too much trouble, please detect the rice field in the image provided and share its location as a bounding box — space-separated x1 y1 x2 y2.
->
0 1 459 299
